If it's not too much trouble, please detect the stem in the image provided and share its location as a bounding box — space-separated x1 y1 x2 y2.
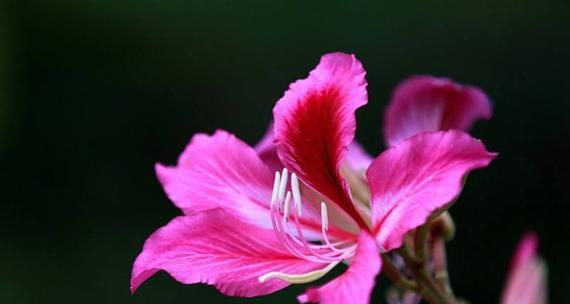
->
399 238 457 304
415 224 430 263
432 236 455 298
381 253 417 290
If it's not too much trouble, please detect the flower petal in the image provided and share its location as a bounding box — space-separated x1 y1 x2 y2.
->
273 52 368 228
367 130 497 250
131 209 326 297
297 232 381 304
346 141 373 172
255 123 284 172
501 232 548 304
255 124 372 174
155 130 275 228
255 126 370 234
384 76 492 146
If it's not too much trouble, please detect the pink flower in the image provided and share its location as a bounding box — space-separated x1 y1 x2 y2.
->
131 53 497 303
501 232 548 304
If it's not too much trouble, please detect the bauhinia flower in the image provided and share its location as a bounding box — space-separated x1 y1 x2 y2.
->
501 232 548 304
131 52 497 303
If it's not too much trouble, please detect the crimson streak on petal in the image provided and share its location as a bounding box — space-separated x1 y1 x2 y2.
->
273 53 369 229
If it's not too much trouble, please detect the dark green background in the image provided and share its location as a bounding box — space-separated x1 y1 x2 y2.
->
1 1 568 303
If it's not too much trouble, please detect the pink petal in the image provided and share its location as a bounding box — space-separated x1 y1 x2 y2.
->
509 232 539 272
255 123 372 173
155 130 275 228
131 209 326 297
384 76 492 146
297 232 381 304
366 130 497 250
273 52 369 228
255 125 370 235
346 141 373 172
255 123 284 172
501 232 547 304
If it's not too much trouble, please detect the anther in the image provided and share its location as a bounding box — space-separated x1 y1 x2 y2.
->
291 173 302 217
277 169 288 203
270 171 281 209
321 202 329 231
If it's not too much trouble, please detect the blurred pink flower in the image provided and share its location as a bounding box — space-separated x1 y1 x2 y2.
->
501 232 548 304
131 53 496 303
384 75 493 147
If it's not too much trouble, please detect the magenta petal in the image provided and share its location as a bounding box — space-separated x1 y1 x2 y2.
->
367 130 497 250
155 130 275 228
131 209 326 297
297 233 381 304
273 52 368 228
501 232 547 304
254 123 284 172
384 76 492 146
256 124 372 174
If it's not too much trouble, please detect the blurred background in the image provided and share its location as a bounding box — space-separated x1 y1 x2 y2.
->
1 0 568 303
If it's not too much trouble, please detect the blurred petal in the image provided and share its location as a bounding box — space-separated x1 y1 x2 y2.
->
155 130 275 228
131 209 326 297
384 76 492 146
367 130 497 250
273 52 368 228
510 232 539 272
501 232 548 304
297 232 381 304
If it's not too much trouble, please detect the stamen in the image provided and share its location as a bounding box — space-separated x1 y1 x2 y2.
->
321 202 329 231
291 173 302 217
277 168 288 203
288 207 349 262
259 261 340 284
266 169 358 271
283 191 292 221
270 171 281 208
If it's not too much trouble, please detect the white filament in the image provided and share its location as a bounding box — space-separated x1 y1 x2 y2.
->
283 191 292 221
259 169 358 285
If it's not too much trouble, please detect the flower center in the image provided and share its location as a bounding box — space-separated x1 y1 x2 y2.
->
258 169 357 284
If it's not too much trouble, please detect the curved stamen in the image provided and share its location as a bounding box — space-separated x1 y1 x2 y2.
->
263 169 359 283
270 169 356 263
288 207 349 261
284 175 354 259
270 194 323 263
320 202 354 254
270 178 333 262
258 260 340 284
